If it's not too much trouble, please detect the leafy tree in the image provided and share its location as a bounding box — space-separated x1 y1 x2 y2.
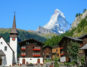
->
76 13 81 17
54 57 59 67
67 41 79 66
44 35 63 47
80 56 85 66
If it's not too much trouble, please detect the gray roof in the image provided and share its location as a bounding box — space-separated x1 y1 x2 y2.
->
80 44 87 49
0 50 5 56
77 34 87 39
64 36 82 41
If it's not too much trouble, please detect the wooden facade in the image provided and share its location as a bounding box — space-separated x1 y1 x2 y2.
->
19 39 43 58
52 46 64 60
43 46 52 59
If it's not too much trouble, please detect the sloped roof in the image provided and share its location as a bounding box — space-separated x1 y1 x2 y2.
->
10 14 18 34
19 38 44 46
77 34 87 39
80 44 87 49
43 45 52 49
64 36 82 41
0 50 5 56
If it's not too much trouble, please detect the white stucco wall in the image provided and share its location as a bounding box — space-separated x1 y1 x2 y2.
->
19 57 43 64
0 37 13 66
10 37 17 63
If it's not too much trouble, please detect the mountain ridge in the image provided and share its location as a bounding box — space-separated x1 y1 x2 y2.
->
71 10 87 30
0 28 46 42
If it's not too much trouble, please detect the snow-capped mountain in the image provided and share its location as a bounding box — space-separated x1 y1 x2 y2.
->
37 9 70 34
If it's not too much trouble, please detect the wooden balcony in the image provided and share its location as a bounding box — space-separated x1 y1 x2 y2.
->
32 47 41 51
21 47 26 50
60 47 64 50
60 53 64 56
21 53 26 57
32 53 40 57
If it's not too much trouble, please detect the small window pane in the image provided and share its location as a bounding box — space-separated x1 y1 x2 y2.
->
4 46 7 51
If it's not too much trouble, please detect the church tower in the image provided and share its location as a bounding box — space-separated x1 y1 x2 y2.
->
10 14 18 64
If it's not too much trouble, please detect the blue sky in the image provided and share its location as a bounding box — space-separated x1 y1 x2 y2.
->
0 0 87 31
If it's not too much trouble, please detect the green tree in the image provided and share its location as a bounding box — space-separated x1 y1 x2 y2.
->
44 35 63 47
54 57 59 67
75 13 81 17
67 41 79 66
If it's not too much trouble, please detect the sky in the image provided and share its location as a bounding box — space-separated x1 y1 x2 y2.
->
0 0 87 31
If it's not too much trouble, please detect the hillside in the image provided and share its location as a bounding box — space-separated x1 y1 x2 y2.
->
71 9 87 37
0 28 46 42
73 16 87 37
71 9 87 29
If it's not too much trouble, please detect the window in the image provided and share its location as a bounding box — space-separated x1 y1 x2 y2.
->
4 46 7 51
26 42 29 45
1 42 3 44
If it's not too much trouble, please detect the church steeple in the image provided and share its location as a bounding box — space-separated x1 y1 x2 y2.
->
10 13 18 64
10 14 18 34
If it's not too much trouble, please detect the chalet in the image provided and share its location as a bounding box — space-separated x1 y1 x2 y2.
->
58 36 83 62
19 39 44 64
52 46 64 62
0 14 18 66
79 34 87 66
43 46 52 60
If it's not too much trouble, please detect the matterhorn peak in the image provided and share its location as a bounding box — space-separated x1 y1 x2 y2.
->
55 9 60 14
54 9 65 18
37 9 70 34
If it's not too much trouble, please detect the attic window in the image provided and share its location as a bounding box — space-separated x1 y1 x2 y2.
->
1 42 3 44
4 46 7 51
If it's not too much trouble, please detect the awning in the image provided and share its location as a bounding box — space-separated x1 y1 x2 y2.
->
80 44 87 50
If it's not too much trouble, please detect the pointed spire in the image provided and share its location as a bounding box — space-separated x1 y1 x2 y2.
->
10 13 18 34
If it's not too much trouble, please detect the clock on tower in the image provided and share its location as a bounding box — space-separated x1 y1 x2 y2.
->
12 37 15 41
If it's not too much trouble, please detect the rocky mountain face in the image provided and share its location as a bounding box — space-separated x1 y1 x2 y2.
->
71 10 87 29
37 9 70 34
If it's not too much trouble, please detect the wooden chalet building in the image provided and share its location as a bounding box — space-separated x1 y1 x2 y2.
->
43 46 52 60
52 46 64 60
79 34 87 66
58 36 83 62
19 39 44 64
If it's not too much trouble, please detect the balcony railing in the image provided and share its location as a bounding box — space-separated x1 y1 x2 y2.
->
21 53 26 57
32 53 40 57
60 53 64 56
32 47 41 51
60 47 64 50
21 47 26 50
